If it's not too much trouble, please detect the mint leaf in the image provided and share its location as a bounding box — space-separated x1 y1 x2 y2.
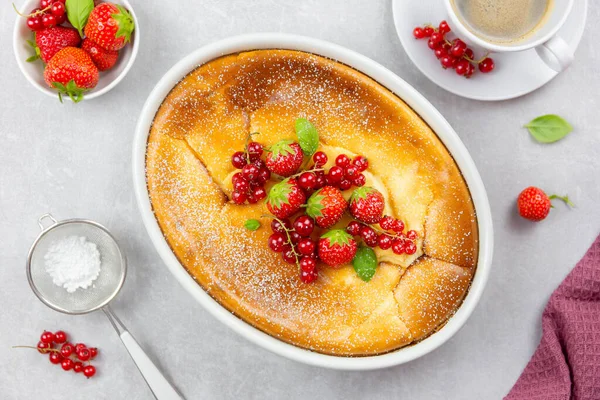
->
66 0 94 37
244 219 261 231
352 246 378 282
525 114 573 143
295 118 319 156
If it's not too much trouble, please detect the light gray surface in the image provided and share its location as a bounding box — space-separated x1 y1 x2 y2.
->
1 1 599 399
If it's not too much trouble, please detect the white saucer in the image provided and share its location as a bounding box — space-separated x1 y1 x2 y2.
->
392 0 588 101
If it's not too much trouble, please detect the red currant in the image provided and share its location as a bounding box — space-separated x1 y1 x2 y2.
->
346 221 362 236
53 331 67 344
427 39 438 50
314 172 326 189
455 59 470 76
242 164 259 181
253 159 266 170
83 365 96 378
430 31 444 44
335 154 351 168
41 13 56 28
439 20 451 34
50 2 65 16
77 348 91 362
344 165 358 179
290 231 302 244
352 174 366 187
297 238 316 256
73 361 84 373
40 331 55 344
247 192 258 204
40 0 52 7
89 347 98 359
450 39 467 57
298 172 316 190
233 177 249 192
268 233 286 252
360 226 378 247
231 191 247 204
231 151 247 169
49 352 63 365
378 234 393 250
61 358 74 371
271 218 291 233
464 48 474 60
55 13 66 24
479 57 495 73
282 246 297 264
74 343 86 353
352 155 368 171
413 27 425 39
392 240 405 255
313 151 328 167
406 230 418 240
405 241 417 255
37 341 51 354
440 55 457 69
379 215 395 230
300 256 316 272
465 62 475 78
434 47 446 59
253 186 267 201
392 219 405 233
254 168 269 185
423 26 434 37
27 16 43 31
326 166 344 185
60 343 74 358
339 179 352 191
300 269 318 283
247 142 263 161
293 215 314 237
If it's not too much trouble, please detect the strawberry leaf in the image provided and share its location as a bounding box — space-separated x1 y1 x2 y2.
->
269 139 297 159
524 114 573 143
350 186 376 202
113 5 135 43
266 179 293 209
244 219 261 231
352 246 378 282
52 80 87 104
320 229 352 246
66 0 94 38
306 189 325 218
295 118 319 156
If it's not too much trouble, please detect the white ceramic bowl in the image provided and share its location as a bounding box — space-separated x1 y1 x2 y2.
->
132 33 494 370
12 0 140 101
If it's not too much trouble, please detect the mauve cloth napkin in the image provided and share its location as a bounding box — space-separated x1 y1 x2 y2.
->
505 234 600 400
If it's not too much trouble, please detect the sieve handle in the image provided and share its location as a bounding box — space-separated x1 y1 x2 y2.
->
38 214 58 231
103 307 184 400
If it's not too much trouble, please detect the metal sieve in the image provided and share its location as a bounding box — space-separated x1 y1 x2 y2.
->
27 214 183 400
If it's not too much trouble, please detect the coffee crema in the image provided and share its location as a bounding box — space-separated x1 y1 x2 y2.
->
451 0 553 44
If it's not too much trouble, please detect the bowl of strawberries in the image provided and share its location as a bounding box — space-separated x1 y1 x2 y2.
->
13 0 139 103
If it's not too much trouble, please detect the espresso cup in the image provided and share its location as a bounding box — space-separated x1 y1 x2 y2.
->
444 0 574 72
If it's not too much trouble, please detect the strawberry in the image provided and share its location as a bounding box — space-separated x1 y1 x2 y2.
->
266 178 306 219
27 27 81 63
318 230 358 267
82 38 119 71
44 47 99 103
84 3 135 51
265 140 304 177
517 186 574 222
349 186 385 224
306 186 347 228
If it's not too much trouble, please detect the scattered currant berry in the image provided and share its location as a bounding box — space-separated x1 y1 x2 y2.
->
60 343 74 358
73 362 84 373
49 352 63 365
335 154 351 168
298 172 317 190
450 39 467 57
378 234 393 250
61 358 74 371
231 151 247 169
54 331 67 344
268 233 286 252
83 365 96 378
297 238 316 256
313 151 328 167
439 20 451 34
346 221 362 236
405 241 417 255
479 57 495 73
413 27 425 39
360 226 378 247
40 331 55 344
271 218 291 234
37 341 52 354
293 215 315 237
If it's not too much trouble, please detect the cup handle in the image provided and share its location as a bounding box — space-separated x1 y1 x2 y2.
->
535 35 573 72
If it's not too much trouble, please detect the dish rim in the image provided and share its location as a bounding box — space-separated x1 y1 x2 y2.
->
132 33 494 370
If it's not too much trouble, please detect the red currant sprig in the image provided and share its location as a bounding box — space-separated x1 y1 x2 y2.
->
413 20 495 78
14 330 98 379
346 217 419 256
230 133 270 205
